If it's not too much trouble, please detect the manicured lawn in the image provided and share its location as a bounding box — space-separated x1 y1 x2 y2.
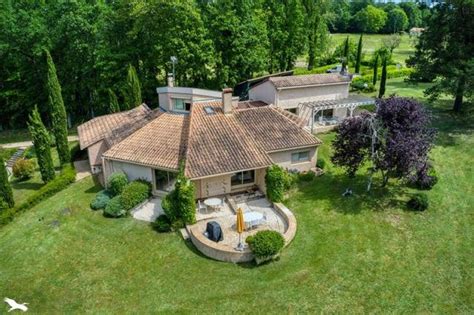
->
0 127 78 145
0 81 472 312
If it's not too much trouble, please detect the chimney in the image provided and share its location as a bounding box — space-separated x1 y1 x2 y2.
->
222 88 233 114
167 73 174 87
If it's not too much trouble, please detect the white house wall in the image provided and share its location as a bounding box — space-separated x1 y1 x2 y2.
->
248 81 277 105
105 160 153 183
269 147 318 173
277 83 350 109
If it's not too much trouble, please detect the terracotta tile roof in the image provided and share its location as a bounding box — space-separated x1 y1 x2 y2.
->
77 104 153 149
268 74 351 88
103 113 188 171
235 100 268 109
235 106 321 152
184 102 272 179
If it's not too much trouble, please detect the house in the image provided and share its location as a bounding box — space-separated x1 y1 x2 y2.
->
78 89 320 199
248 73 374 133
77 104 159 175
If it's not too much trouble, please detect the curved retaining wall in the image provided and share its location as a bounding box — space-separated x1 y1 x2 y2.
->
187 202 297 263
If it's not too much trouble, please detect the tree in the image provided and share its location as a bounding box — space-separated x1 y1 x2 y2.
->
0 156 14 209
28 107 55 183
355 34 363 74
378 56 387 98
407 0 474 112
107 89 120 113
384 7 409 33
124 64 142 110
399 2 422 29
341 36 350 72
332 97 436 191
303 0 330 70
382 34 402 55
353 5 387 33
328 0 351 32
45 49 70 165
372 54 379 85
162 163 196 225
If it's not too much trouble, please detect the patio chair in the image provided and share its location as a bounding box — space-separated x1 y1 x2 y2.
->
197 200 207 213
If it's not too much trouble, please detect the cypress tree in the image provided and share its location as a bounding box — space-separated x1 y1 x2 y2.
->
342 36 349 72
355 34 363 74
28 107 55 183
0 156 14 208
124 64 142 110
108 89 120 113
372 54 379 86
378 57 387 98
45 50 70 165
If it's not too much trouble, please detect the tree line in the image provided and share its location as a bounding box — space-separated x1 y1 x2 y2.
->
0 0 330 129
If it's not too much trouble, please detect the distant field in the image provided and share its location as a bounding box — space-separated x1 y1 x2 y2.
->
297 33 416 67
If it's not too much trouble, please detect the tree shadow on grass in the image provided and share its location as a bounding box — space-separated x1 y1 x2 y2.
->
294 172 408 215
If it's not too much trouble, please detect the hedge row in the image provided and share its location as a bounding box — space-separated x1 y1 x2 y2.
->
0 164 76 227
359 68 413 83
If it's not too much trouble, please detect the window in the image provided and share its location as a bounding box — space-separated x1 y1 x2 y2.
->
154 169 177 192
231 170 255 186
173 98 191 111
291 151 310 163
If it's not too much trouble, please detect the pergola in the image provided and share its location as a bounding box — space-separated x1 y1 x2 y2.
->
298 95 375 133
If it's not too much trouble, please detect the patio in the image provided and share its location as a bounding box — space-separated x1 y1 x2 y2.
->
187 193 296 263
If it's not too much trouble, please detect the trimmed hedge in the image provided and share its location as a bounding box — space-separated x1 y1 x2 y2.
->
407 193 429 212
0 164 76 227
104 195 126 217
107 171 128 196
121 180 151 211
246 230 285 260
265 164 292 203
153 214 171 232
90 190 112 210
12 158 36 181
316 158 326 170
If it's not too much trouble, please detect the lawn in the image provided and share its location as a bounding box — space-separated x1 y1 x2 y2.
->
0 127 78 145
0 80 472 313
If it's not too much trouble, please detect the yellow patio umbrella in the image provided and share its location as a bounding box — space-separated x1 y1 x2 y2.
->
236 207 245 251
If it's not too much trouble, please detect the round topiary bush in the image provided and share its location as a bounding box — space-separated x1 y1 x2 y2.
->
12 158 36 181
103 195 126 217
90 190 112 210
246 230 285 260
107 171 128 196
121 180 151 211
407 193 429 211
153 215 171 232
316 158 326 170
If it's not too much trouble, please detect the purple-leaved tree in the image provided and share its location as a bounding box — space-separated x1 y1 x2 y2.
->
332 97 436 191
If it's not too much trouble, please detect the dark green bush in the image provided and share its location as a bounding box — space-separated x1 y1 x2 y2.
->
162 166 196 225
107 171 128 196
12 158 36 180
153 215 171 232
121 180 151 211
265 164 291 203
104 195 126 217
90 190 112 210
246 230 285 259
316 158 326 170
351 77 376 92
0 164 76 227
23 146 36 159
298 171 316 182
407 193 429 211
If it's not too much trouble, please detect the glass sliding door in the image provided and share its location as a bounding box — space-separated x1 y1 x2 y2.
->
154 169 177 192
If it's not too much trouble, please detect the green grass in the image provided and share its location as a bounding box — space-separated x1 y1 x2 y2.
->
0 81 472 313
0 127 78 145
329 33 415 65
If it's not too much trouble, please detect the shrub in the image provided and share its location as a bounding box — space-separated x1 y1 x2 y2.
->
298 171 316 182
90 190 112 210
246 230 285 259
12 158 36 181
121 180 151 211
107 171 128 196
316 158 326 170
351 77 376 92
265 164 291 203
152 215 172 232
407 193 429 211
162 166 196 225
104 195 126 217
23 146 36 159
0 164 76 227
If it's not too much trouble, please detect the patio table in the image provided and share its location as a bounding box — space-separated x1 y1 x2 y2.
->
204 198 222 211
243 211 264 229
